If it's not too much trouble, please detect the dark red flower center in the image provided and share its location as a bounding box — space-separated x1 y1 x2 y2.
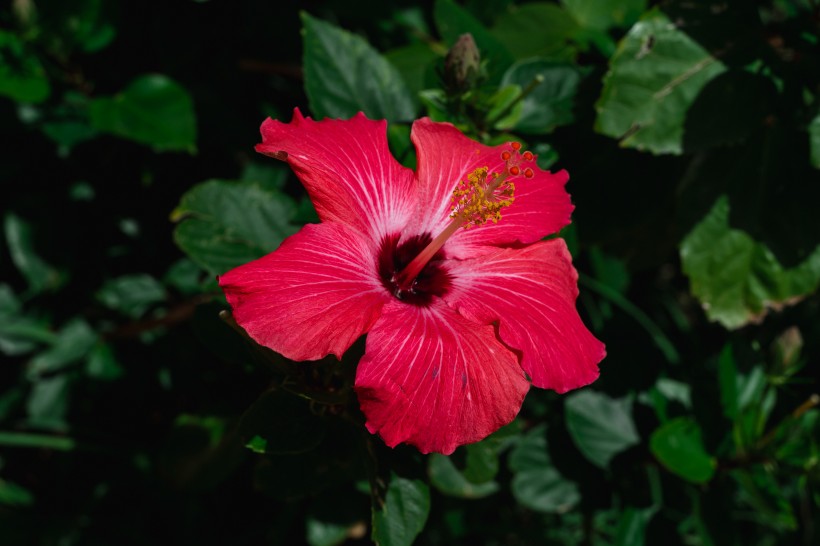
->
378 233 452 306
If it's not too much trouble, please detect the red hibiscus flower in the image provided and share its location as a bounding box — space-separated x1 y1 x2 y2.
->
219 109 606 455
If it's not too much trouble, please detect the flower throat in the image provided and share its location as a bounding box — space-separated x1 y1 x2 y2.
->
379 142 536 304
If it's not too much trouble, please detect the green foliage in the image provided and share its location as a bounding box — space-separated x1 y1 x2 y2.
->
371 474 430 546
302 13 417 122
595 8 726 154
613 505 657 546
561 0 646 31
0 478 34 507
0 285 56 355
500 59 581 134
4 213 64 295
650 417 716 483
810 114 820 169
491 2 578 60
0 31 50 103
565 389 640 468
34 0 117 54
89 74 197 151
172 178 302 275
428 454 499 498
96 274 167 319
681 196 820 329
435 0 514 78
1 1 818 545
508 425 580 513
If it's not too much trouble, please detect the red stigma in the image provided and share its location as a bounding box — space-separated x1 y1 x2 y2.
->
522 151 534 161
501 151 511 161
511 142 522 151
509 165 520 176
524 168 534 178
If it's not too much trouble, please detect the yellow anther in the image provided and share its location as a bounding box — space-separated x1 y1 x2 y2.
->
395 146 532 291
450 167 515 229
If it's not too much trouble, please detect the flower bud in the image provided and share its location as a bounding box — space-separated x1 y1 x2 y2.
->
444 33 481 94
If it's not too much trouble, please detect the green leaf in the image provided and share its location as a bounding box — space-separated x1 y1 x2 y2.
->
0 30 50 103
419 89 449 122
85 342 124 381
589 246 630 295
172 178 301 275
385 43 440 100
508 425 580 513
533 142 558 170
562 0 646 30
486 84 523 130
306 517 351 546
428 454 499 499
655 378 691 408
163 258 206 295
650 417 716 484
0 431 76 451
435 0 514 80
773 408 819 468
0 479 34 507
733 467 797 531
491 3 578 60
89 74 197 151
0 284 57 356
463 441 499 484
639 377 691 422
96 274 166 319
595 8 726 155
26 374 71 430
302 13 416 122
614 506 657 546
37 0 116 53
387 123 416 170
500 59 581 134
565 390 640 468
372 474 430 546
240 161 289 189
174 414 227 447
680 195 820 329
28 319 97 378
0 284 21 315
810 114 820 169
734 365 777 448
428 421 520 497
4 212 64 295
36 91 97 154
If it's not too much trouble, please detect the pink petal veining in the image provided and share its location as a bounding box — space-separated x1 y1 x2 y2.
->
407 118 574 258
445 239 605 393
219 222 388 361
256 109 416 241
219 111 606 454
355 300 530 455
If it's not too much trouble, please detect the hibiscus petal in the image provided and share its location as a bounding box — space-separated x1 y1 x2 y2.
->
219 222 389 361
408 118 573 257
256 109 416 241
445 239 605 394
355 300 530 455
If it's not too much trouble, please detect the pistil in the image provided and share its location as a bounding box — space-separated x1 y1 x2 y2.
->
395 216 465 291
395 142 536 292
